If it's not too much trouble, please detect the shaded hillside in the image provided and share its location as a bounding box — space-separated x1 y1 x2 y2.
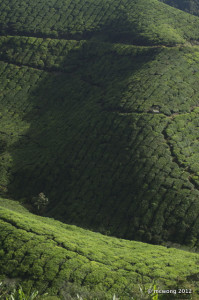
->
0 0 199 248
0 36 199 247
160 0 199 17
1 198 199 299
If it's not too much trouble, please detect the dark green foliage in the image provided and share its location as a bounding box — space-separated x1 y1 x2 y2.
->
0 37 199 245
160 0 199 17
1 0 199 45
0 136 7 154
0 0 199 281
1 0 199 298
165 109 199 189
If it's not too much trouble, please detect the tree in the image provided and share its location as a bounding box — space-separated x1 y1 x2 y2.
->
32 192 49 212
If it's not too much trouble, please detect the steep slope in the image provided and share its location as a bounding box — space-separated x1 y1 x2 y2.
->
1 198 199 299
1 37 199 247
1 0 199 45
160 0 199 17
0 0 199 248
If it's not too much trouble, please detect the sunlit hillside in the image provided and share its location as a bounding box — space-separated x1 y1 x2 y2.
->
1 198 199 299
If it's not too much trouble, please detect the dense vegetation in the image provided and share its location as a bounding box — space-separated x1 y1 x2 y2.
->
0 35 199 246
1 0 199 45
1 0 199 297
1 198 199 299
160 0 199 17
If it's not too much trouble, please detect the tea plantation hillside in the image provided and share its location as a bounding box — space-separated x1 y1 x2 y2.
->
1 198 199 299
1 35 199 246
1 0 199 248
1 0 199 45
160 0 199 17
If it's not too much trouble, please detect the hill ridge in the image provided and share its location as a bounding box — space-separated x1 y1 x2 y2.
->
2 0 199 46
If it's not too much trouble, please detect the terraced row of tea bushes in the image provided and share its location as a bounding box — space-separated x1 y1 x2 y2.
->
0 198 199 299
0 36 157 71
166 109 199 187
0 36 83 71
1 40 199 245
1 36 199 115
160 0 199 17
1 0 199 45
121 46 199 115
0 62 45 192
